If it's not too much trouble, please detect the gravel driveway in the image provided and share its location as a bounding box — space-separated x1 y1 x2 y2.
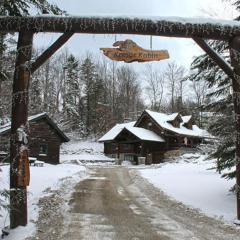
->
28 166 240 240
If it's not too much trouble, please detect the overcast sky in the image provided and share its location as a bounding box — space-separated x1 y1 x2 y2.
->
34 0 237 73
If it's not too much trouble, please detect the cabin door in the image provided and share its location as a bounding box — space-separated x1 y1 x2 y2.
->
146 153 152 165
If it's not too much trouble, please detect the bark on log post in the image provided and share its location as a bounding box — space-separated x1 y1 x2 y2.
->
10 31 33 228
230 36 240 220
0 16 240 40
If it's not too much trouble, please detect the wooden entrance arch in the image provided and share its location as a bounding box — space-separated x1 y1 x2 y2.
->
1 15 240 228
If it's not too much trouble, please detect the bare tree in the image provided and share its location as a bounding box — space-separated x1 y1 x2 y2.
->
192 78 208 126
116 65 142 120
164 62 185 112
144 64 165 111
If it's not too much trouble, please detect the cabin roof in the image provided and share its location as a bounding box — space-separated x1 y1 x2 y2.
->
99 123 165 143
166 112 179 121
141 110 209 138
181 115 192 123
0 112 69 142
98 121 136 142
122 126 165 142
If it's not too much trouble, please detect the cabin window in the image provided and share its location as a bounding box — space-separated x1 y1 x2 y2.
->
39 144 48 155
124 155 134 161
122 144 133 151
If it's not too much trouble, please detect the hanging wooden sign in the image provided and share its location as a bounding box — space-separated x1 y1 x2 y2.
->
17 149 30 187
100 39 169 63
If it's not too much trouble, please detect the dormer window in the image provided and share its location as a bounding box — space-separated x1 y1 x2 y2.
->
182 116 193 129
167 113 182 128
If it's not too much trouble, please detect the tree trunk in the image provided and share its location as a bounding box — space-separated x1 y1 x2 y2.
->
10 31 33 228
229 36 240 220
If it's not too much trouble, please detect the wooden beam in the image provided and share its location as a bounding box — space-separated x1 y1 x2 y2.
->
31 31 74 73
10 31 33 228
229 36 240 220
0 16 240 40
193 37 234 79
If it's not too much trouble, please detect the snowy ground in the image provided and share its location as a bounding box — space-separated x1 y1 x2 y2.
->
0 140 112 239
0 163 86 240
1 141 238 238
139 153 236 223
60 140 115 164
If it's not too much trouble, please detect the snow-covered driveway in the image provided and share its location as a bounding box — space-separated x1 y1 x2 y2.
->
139 154 236 222
29 166 240 240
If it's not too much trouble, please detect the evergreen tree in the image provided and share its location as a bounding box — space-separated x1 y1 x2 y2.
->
189 1 239 179
2 0 64 16
0 0 64 119
80 56 98 135
63 54 82 132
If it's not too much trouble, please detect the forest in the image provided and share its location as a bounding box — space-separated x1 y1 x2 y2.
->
0 0 238 180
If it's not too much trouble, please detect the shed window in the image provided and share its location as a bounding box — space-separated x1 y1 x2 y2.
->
39 144 48 155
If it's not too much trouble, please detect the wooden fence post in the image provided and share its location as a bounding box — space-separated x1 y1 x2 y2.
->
230 36 240 220
10 31 33 228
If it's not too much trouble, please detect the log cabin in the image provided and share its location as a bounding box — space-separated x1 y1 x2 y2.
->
0 113 69 164
99 110 209 164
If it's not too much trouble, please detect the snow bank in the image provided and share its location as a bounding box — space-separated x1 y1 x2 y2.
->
139 154 236 223
0 163 86 240
60 140 114 163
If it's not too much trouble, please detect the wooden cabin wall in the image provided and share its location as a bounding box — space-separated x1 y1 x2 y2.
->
0 119 63 164
29 120 61 164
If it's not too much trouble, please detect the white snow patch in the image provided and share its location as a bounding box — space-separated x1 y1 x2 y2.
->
0 163 86 240
139 154 236 223
28 15 240 28
128 204 142 215
60 140 114 163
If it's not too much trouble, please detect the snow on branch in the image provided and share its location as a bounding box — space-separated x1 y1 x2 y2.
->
0 15 240 40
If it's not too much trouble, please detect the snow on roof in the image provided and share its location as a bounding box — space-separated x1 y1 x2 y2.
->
124 126 165 142
0 113 69 142
166 113 179 121
182 115 192 123
99 122 165 142
98 121 135 142
0 113 47 134
145 110 208 138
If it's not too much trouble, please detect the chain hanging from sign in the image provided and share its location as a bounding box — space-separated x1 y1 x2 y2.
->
100 39 169 63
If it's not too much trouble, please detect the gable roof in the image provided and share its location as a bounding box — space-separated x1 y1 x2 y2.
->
0 112 69 142
98 121 136 142
137 110 209 138
166 113 181 122
98 120 165 143
181 115 192 123
119 126 165 142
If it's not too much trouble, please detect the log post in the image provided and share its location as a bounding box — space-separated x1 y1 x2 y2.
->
10 31 33 228
230 36 240 220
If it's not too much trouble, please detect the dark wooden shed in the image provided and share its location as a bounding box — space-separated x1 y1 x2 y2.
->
0 113 69 164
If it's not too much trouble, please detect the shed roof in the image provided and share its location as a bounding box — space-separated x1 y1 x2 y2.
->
0 112 69 142
98 121 135 142
99 123 165 143
123 126 165 142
